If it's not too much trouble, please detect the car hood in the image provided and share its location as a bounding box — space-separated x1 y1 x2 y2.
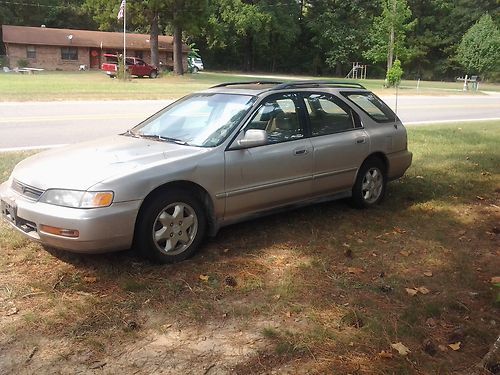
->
12 135 208 191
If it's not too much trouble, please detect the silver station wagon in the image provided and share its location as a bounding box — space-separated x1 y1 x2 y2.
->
0 81 412 263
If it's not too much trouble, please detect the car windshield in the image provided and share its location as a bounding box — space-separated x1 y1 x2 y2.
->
132 93 255 147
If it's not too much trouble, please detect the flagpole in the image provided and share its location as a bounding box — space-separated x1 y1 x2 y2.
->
123 0 126 79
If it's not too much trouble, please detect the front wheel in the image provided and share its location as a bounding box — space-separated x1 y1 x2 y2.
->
351 159 387 208
149 70 158 78
135 189 206 263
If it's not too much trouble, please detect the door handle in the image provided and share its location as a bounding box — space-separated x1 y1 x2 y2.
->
294 149 308 155
356 137 366 144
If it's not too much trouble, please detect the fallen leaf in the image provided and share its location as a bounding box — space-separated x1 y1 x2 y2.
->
347 267 364 275
199 274 209 282
6 307 18 316
83 276 97 283
400 250 410 257
423 271 433 277
378 350 394 359
476 196 485 201
285 311 291 318
391 342 411 356
416 175 424 179
416 286 430 295
438 345 447 352
448 342 461 351
491 276 500 284
405 288 418 296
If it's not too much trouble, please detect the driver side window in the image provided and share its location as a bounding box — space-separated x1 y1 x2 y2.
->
246 95 303 144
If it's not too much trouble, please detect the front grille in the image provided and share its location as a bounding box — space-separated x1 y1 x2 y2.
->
11 179 45 200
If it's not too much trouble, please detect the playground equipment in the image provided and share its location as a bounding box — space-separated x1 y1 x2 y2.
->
346 62 367 79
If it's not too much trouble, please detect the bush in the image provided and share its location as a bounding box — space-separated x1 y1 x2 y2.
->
0 55 9 67
386 59 403 87
17 59 29 68
116 56 131 80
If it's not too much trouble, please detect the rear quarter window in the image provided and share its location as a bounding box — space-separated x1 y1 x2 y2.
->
342 92 396 123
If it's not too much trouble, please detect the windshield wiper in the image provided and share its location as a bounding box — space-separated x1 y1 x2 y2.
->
122 129 140 138
140 134 189 145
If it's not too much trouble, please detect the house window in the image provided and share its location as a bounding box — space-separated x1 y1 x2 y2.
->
26 45 36 59
61 47 78 60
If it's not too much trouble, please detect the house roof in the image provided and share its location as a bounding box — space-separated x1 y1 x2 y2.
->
2 25 187 52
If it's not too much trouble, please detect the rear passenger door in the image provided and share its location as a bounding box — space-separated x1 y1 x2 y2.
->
302 92 369 196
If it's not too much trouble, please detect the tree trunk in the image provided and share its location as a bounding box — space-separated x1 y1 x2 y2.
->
150 12 160 68
244 35 253 71
335 61 342 77
173 24 183 75
386 0 396 73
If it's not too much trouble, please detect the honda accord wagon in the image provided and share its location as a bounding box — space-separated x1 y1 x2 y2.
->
0 81 412 263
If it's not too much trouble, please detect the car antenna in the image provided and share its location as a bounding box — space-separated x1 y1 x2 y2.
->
394 81 399 128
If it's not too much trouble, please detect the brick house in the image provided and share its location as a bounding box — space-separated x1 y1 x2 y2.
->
2 25 188 71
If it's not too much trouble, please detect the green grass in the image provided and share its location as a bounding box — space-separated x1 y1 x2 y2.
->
0 121 499 374
0 70 498 101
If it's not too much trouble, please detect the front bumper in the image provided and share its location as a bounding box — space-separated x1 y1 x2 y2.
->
0 181 141 253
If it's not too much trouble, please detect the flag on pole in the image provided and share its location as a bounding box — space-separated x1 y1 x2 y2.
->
117 0 125 19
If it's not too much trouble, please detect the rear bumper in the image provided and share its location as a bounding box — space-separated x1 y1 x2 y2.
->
0 181 141 253
387 150 413 181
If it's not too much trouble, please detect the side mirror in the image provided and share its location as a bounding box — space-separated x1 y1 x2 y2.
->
236 129 268 149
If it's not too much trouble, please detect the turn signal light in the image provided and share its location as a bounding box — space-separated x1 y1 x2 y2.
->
39 224 79 238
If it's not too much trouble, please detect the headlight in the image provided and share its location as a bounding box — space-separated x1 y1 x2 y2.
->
40 190 114 208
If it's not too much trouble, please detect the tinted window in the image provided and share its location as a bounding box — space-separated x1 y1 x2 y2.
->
343 92 395 123
304 93 356 136
246 95 303 144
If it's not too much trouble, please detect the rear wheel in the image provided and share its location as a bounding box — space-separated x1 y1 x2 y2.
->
149 70 158 79
351 159 387 208
192 66 199 74
135 189 206 263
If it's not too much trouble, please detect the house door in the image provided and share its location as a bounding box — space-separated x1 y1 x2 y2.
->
89 49 100 69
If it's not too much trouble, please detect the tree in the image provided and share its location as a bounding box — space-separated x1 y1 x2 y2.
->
306 0 379 76
364 0 415 75
456 14 500 79
406 0 498 80
163 0 208 75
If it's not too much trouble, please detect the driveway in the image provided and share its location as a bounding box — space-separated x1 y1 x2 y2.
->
0 95 499 150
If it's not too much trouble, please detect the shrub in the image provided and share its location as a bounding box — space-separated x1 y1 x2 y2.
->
17 59 29 68
386 59 403 87
116 56 131 80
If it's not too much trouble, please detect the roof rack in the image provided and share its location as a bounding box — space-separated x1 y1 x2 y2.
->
272 80 366 90
210 81 284 88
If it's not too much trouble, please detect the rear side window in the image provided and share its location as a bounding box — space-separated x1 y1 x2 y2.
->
303 93 358 136
342 92 396 123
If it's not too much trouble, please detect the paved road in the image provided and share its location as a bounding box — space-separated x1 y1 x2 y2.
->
0 95 499 150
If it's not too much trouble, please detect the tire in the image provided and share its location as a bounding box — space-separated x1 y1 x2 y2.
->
351 158 387 208
135 189 206 263
192 66 199 74
149 70 158 79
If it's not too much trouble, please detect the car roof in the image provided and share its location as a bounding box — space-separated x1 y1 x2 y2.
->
201 80 370 96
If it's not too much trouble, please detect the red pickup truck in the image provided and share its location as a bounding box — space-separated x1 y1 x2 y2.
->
101 54 159 78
